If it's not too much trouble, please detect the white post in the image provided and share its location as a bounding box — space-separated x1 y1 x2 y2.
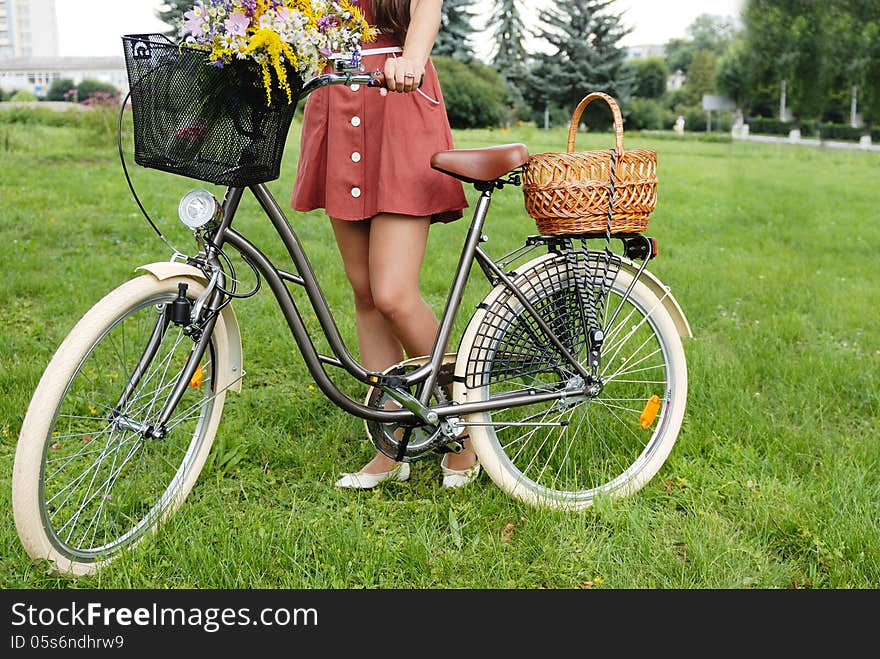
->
544 104 549 131
780 79 787 121
851 85 859 128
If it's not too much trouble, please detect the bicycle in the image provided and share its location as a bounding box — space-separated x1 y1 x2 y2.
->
12 35 692 577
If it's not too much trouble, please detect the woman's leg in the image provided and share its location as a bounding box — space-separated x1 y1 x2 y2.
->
330 217 404 373
369 213 476 472
330 217 407 475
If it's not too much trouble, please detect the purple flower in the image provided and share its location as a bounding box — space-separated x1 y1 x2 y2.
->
242 0 257 13
317 16 338 33
183 8 207 37
224 10 251 37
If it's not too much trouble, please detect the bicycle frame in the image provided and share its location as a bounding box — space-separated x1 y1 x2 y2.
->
143 72 600 437
144 179 598 433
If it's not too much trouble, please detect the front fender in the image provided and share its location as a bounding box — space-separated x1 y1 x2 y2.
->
136 262 244 393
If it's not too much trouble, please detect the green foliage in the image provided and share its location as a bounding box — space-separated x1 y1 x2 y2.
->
433 0 476 62
9 90 38 102
683 49 717 106
630 57 669 99
716 39 752 109
817 122 870 142
525 0 633 121
623 97 675 130
46 78 77 102
746 116 795 136
744 0 838 121
0 102 130 147
433 56 506 128
686 13 736 54
75 79 120 103
0 106 83 127
488 0 528 75
664 37 695 74
157 0 188 34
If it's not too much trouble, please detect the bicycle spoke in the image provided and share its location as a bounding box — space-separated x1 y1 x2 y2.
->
24 286 225 564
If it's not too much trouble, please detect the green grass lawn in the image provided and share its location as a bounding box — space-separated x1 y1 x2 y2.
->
1 109 878 589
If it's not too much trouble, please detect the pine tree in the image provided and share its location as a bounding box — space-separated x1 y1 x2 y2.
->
526 0 634 122
433 0 476 62
488 0 528 76
156 1 189 35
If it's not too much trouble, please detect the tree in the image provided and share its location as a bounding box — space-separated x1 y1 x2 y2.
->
716 38 752 111
664 37 695 75
46 78 77 102
488 0 528 77
433 0 476 62
526 0 633 124
156 1 188 34
433 56 507 128
683 49 717 106
744 0 833 123
686 13 736 54
631 57 668 99
75 79 120 102
823 0 880 128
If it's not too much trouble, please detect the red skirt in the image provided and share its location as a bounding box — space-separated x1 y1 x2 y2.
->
290 41 468 224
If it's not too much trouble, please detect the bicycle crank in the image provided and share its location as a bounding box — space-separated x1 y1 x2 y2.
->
364 355 459 462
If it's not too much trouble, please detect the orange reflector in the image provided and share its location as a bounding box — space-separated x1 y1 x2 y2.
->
189 364 204 389
639 395 661 429
369 375 379 383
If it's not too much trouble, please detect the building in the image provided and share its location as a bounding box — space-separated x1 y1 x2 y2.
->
625 44 666 61
0 0 58 59
0 56 128 97
0 0 128 98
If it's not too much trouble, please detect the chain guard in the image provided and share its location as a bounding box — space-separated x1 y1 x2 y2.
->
364 355 457 463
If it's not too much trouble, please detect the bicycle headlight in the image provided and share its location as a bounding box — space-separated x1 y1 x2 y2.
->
178 189 221 230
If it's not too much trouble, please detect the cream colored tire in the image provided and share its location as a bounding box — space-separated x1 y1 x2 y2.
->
454 257 687 510
13 275 230 576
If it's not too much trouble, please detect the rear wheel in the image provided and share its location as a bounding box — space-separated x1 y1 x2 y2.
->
12 275 229 576
454 252 687 510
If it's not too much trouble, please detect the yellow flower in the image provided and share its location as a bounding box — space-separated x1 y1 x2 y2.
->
244 27 299 105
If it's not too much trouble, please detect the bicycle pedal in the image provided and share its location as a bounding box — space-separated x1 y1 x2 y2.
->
440 439 464 454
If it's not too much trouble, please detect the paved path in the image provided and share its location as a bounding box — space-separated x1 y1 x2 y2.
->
734 133 880 152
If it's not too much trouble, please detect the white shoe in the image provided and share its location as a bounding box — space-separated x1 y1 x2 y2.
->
334 462 410 489
440 454 481 488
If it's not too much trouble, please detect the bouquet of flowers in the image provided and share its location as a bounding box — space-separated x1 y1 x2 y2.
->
179 0 377 105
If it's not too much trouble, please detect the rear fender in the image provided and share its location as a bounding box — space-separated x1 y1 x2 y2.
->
618 257 693 338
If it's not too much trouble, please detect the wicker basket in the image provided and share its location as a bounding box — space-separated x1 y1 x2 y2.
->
523 92 657 236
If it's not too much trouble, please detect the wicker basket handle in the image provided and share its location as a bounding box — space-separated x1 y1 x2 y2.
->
567 92 625 154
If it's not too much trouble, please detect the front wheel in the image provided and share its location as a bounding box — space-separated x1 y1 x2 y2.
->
454 253 687 510
12 275 230 576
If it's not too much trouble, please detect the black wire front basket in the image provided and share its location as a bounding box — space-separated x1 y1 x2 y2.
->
122 34 303 187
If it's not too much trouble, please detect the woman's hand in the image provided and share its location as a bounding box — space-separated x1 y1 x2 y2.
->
383 56 425 94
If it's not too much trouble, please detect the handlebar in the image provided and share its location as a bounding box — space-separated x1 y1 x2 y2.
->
299 68 423 99
300 70 386 97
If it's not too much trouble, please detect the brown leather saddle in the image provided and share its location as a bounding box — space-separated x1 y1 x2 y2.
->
431 143 530 185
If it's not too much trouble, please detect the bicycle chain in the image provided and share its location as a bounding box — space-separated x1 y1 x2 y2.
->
364 361 457 462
